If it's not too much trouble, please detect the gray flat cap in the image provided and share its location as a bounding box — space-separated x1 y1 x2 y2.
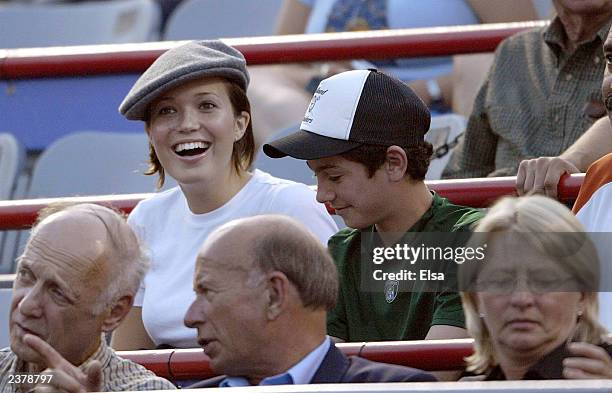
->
119 40 249 121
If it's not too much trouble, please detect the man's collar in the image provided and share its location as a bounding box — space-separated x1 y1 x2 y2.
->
79 336 112 372
283 336 331 384
595 19 612 43
542 16 569 55
220 337 331 387
309 341 350 383
543 16 612 51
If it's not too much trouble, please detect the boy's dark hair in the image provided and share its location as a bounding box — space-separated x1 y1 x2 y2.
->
341 141 433 180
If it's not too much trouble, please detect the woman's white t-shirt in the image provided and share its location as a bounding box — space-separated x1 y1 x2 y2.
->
128 170 338 348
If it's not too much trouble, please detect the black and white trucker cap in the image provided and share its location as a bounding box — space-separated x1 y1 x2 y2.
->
263 69 430 160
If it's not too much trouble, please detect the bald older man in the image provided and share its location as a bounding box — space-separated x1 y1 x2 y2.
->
185 215 435 387
0 204 175 392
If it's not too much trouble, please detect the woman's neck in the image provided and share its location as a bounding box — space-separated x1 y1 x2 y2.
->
181 169 252 214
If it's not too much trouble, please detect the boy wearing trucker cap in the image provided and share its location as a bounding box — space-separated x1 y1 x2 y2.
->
264 69 482 343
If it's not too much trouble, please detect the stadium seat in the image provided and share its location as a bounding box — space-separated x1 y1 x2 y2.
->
0 133 25 274
254 126 315 187
25 131 172 197
5 131 176 273
0 133 24 201
425 114 466 180
254 127 347 229
163 0 282 40
0 0 161 48
0 288 12 348
532 0 553 19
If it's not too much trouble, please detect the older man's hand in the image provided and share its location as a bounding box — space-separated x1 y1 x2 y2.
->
516 157 580 199
563 342 612 379
23 334 103 393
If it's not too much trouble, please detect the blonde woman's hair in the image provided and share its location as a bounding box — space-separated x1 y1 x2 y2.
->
459 195 609 373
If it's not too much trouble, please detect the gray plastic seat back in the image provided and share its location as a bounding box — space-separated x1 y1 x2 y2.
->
0 288 12 348
26 131 172 198
0 133 24 201
255 126 347 229
163 0 282 40
0 134 25 274
8 131 176 272
254 125 316 187
0 0 161 48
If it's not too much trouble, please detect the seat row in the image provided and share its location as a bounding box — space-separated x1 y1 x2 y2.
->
0 0 283 49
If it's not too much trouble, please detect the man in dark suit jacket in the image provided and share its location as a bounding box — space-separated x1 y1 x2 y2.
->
184 215 435 387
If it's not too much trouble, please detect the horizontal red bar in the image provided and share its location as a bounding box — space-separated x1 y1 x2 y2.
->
117 339 474 380
359 339 474 372
116 349 174 378
0 174 583 231
0 193 147 231
0 21 546 80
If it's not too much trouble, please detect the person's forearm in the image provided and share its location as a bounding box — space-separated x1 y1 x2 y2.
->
275 0 311 35
560 117 612 171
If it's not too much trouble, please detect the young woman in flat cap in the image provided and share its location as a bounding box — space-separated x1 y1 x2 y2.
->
111 40 337 350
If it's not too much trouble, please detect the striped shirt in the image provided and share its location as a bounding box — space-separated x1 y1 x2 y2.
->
0 339 175 392
442 17 611 179
572 153 612 330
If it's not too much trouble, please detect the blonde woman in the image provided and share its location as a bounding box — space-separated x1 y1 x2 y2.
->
459 195 611 380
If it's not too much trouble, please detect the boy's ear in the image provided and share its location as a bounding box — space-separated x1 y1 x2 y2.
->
385 146 408 181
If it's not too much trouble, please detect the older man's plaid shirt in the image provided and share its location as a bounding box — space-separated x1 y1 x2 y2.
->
0 339 175 392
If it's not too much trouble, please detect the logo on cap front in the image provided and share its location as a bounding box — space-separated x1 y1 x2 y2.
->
303 88 328 124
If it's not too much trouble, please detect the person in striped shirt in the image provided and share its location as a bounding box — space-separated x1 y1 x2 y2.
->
0 203 175 392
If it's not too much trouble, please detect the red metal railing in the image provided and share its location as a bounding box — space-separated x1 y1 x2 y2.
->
117 339 474 380
0 21 547 79
0 175 583 231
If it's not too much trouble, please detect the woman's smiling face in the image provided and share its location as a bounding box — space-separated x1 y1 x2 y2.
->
146 77 249 187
